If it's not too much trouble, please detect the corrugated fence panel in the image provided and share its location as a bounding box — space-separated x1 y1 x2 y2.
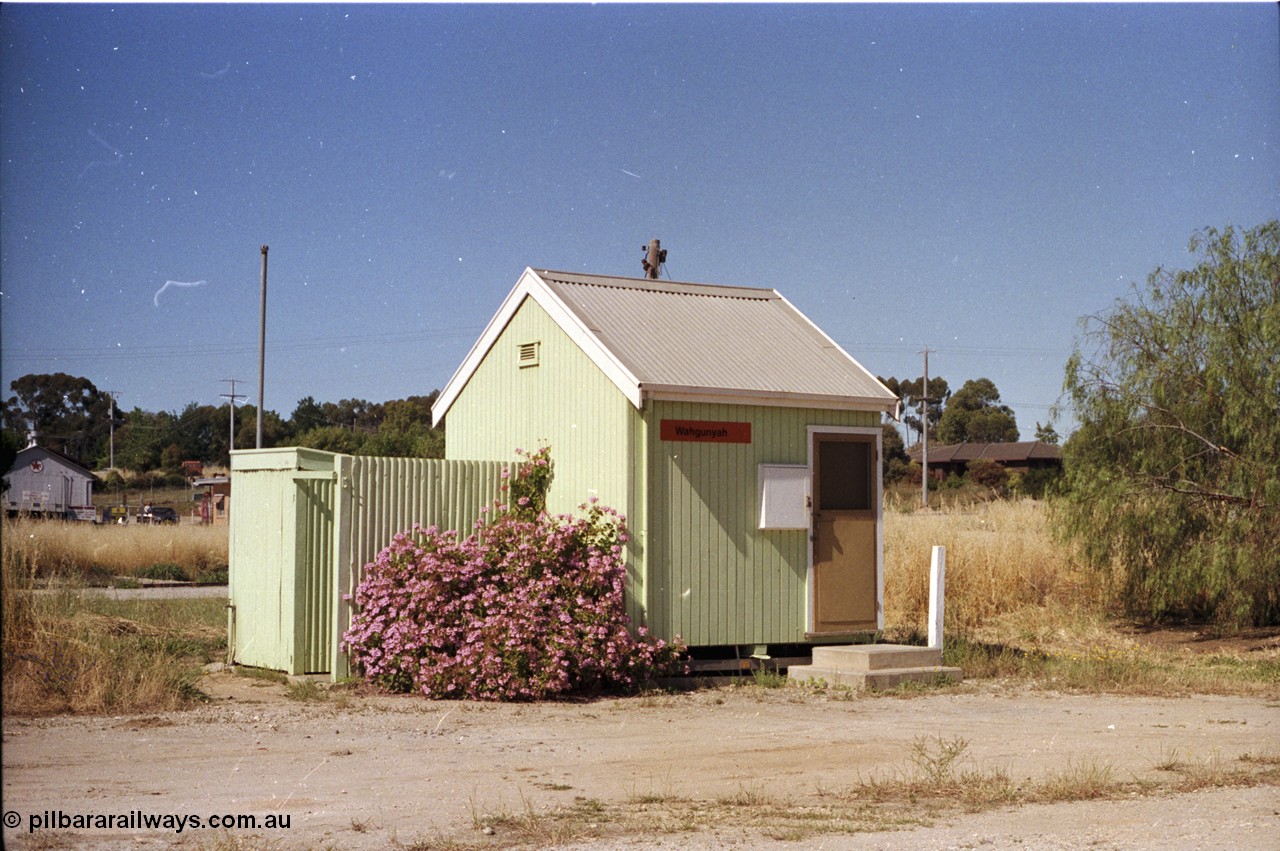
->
295 477 335 674
344 457 506 571
232 449 506 678
334 458 508 675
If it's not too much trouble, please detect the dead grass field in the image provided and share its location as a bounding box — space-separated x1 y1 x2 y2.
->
2 517 227 715
883 501 1280 696
884 499 1090 633
2 515 228 582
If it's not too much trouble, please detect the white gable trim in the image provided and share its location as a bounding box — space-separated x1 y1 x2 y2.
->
432 269 644 425
774 291 900 413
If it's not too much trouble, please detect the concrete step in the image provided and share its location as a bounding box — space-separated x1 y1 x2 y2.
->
809 643 943 672
788 663 963 690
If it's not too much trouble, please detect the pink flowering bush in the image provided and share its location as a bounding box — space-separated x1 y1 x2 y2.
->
342 450 685 700
504 446 554 520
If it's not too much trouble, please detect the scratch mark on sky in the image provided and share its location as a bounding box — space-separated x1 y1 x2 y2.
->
200 62 232 79
154 279 206 307
78 129 125 180
87 129 123 158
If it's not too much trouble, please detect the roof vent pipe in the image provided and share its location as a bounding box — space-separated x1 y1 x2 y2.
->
641 238 666 279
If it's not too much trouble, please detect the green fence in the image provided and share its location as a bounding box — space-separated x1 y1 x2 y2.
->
228 448 506 678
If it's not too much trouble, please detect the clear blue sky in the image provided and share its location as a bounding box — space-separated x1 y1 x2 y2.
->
3 3 1276 439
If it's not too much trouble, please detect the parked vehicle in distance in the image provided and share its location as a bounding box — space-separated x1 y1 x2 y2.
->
137 505 180 525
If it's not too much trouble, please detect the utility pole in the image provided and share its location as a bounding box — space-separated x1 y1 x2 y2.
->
919 347 933 508
221 379 245 456
105 391 119 470
641 238 666 279
257 245 268 448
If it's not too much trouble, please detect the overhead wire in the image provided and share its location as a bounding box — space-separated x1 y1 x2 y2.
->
1 327 484 365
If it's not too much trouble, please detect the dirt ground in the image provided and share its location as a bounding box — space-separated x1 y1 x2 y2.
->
3 674 1278 850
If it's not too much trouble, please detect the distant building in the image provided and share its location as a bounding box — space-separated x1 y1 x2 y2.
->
193 475 231 525
3 444 97 520
907 440 1063 481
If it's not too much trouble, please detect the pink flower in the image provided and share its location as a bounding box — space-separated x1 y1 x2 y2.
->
342 451 686 700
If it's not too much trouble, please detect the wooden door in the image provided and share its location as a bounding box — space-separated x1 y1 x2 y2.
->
811 433 877 633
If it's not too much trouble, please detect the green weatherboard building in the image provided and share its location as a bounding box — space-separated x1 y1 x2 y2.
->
433 268 900 650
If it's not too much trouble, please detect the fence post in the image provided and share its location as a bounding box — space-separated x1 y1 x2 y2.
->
928 545 946 650
330 454 354 682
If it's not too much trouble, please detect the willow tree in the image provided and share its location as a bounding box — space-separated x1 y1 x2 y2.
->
1057 221 1279 627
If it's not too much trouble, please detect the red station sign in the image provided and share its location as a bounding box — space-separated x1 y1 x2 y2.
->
659 419 752 444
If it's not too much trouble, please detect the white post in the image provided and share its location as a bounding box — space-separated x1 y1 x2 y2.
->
928 545 946 649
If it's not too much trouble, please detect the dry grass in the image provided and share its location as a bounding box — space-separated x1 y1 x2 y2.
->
423 736 1280 848
881 499 1279 697
883 499 1095 633
2 515 228 582
2 532 225 715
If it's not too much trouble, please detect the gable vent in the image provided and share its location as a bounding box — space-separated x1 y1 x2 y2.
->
518 341 541 368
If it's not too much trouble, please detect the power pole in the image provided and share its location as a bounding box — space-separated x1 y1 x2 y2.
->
257 245 268 448
919 347 933 508
105 391 119 470
641 238 666 279
221 379 245 456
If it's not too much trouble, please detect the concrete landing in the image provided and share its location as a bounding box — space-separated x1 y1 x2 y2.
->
788 644 963 690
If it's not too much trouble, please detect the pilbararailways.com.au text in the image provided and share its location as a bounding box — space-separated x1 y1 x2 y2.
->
5 809 291 834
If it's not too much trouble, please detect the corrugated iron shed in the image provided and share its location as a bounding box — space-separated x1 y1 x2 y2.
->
438 265 898 648
3 445 96 518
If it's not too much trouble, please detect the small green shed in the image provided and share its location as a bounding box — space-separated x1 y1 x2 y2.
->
227 448 506 676
433 268 900 650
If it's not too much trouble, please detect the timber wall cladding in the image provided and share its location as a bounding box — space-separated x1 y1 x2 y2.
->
644 400 878 646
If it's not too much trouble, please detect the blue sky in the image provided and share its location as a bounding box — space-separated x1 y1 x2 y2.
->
2 3 1276 439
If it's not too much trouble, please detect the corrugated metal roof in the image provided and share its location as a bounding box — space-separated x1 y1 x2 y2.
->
533 269 895 407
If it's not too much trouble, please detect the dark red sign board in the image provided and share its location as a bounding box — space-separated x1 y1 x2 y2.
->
660 419 752 444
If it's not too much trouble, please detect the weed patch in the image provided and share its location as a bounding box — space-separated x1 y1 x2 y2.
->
137 562 191 582
285 680 328 702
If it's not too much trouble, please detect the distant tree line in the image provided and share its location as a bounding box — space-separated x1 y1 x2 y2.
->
0 375 445 475
877 374 1035 446
1 366 1057 495
874 373 1059 487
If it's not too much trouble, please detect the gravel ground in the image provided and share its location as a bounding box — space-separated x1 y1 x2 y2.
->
3 678 1277 849
27 584 228 601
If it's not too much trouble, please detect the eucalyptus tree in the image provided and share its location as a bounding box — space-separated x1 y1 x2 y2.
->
936 378 1019 444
